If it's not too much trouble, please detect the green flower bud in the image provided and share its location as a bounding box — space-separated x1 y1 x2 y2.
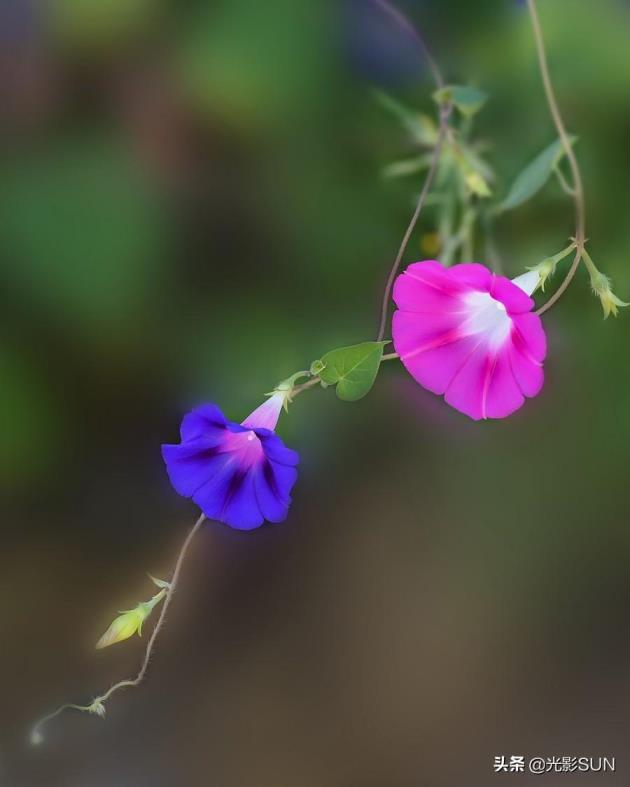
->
95 606 146 650
95 589 166 649
581 248 628 319
590 273 629 319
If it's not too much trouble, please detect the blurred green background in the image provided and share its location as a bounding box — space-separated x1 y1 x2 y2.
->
2 0 630 785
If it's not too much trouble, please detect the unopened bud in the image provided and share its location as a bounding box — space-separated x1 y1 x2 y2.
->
95 606 146 649
95 588 166 650
590 273 628 319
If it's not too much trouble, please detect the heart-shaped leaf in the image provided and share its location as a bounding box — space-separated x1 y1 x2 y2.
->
318 342 388 402
499 137 576 212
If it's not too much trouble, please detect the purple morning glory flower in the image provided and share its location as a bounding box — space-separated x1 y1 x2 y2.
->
162 392 299 530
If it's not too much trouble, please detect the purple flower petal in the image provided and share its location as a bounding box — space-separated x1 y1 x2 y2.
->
253 462 296 523
179 404 227 441
162 401 299 529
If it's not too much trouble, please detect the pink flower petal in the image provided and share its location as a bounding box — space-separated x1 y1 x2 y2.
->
392 260 548 420
447 263 492 290
512 313 547 362
393 269 464 314
396 327 482 396
443 343 489 420
484 347 525 419
509 342 544 398
392 309 462 359
490 277 534 314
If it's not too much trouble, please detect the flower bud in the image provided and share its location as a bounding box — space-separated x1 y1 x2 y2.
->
590 272 628 319
95 606 146 650
95 588 166 649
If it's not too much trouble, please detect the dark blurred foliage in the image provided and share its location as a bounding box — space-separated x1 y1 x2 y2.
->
343 0 429 87
1 1 630 785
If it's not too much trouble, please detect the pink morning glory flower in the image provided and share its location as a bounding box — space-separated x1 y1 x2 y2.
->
162 392 299 530
392 261 547 420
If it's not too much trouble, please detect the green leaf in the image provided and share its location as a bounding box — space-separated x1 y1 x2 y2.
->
434 85 488 117
458 142 495 183
500 137 577 212
465 171 492 198
148 574 171 590
382 154 433 180
318 342 387 402
373 91 438 146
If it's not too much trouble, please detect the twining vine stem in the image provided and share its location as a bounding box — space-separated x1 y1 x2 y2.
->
371 0 444 92
31 0 583 745
31 5 431 743
98 513 205 697
30 1 447 741
527 0 586 316
31 513 206 744
374 0 453 342
376 103 452 342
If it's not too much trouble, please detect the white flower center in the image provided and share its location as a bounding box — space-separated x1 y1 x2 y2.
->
461 291 512 349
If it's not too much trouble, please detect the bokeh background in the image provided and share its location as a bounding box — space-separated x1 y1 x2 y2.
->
2 0 630 784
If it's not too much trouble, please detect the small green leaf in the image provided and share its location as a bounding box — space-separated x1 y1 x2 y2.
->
465 171 492 198
373 91 438 146
434 85 488 117
459 142 495 183
318 342 387 402
148 574 171 590
383 154 433 180
500 137 577 212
